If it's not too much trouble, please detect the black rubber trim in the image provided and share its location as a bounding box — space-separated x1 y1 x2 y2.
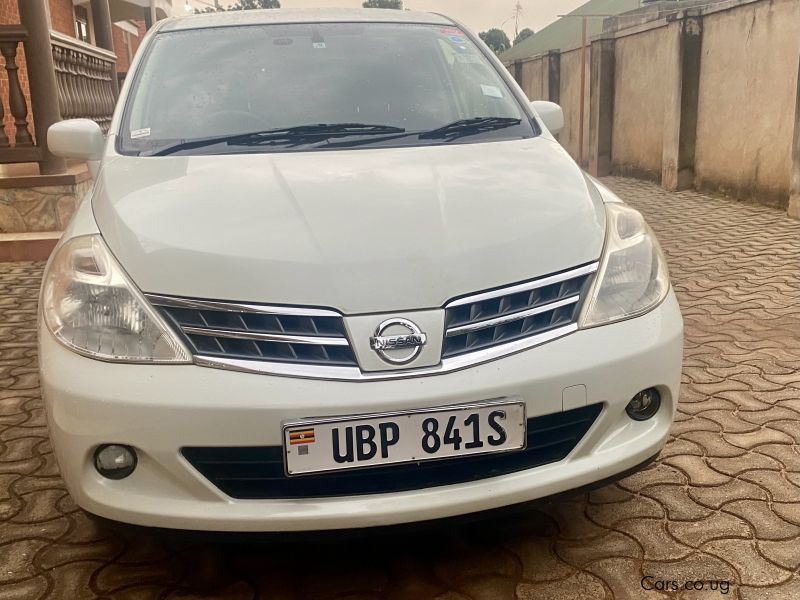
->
182 403 603 500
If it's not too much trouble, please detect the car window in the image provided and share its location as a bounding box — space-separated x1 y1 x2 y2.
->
119 22 535 155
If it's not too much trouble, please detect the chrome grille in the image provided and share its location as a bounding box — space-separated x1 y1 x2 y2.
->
146 262 597 380
442 263 597 358
148 295 357 367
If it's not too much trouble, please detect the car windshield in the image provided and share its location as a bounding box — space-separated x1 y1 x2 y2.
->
119 22 536 155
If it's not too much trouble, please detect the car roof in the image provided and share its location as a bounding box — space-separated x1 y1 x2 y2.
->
159 8 455 32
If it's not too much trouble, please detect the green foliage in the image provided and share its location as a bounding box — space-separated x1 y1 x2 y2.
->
362 0 403 8
479 29 511 54
196 0 279 13
514 28 534 46
230 0 280 9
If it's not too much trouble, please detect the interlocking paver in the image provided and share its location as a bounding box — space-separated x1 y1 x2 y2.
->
1 177 800 598
666 511 751 549
516 572 607 600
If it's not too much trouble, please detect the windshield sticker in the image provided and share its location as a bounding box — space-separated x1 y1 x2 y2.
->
480 85 504 99
440 27 464 36
448 35 467 44
311 29 326 49
130 128 151 139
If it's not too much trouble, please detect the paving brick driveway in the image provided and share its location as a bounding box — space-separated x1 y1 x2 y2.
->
1 178 799 599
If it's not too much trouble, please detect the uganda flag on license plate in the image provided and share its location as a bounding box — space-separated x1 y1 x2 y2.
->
289 428 316 445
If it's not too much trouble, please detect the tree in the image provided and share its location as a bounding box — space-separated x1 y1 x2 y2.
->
479 29 511 54
362 0 403 8
514 28 534 46
230 0 280 9
196 0 280 13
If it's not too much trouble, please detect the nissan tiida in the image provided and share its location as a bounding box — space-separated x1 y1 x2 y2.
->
40 8 683 531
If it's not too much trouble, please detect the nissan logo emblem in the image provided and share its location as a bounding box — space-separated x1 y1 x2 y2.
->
369 318 428 365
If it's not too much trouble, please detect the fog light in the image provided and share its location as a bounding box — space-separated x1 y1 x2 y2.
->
626 388 661 421
94 444 137 480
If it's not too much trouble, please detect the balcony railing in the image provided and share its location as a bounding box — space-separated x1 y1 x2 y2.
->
0 26 117 168
50 31 117 133
0 25 42 164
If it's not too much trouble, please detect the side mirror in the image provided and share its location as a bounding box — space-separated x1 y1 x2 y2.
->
48 119 105 161
531 101 564 135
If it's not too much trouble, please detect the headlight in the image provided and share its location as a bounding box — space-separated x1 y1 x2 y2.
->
580 203 670 328
41 235 190 363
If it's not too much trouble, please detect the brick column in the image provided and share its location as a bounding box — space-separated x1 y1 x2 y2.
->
90 0 119 97
18 0 66 175
789 52 800 219
588 36 615 177
662 11 702 191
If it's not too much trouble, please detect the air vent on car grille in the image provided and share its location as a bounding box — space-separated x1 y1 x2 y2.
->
442 263 597 359
182 403 603 499
147 296 357 367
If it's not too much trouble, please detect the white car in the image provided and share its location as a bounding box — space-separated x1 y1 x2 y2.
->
40 8 683 532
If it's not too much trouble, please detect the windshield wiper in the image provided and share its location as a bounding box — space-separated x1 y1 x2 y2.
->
144 118 524 156
147 123 407 156
322 117 526 149
419 117 522 140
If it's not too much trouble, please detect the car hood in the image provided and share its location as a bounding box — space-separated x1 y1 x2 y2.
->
93 138 605 314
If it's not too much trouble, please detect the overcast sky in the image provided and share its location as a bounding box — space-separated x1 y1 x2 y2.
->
181 1 590 39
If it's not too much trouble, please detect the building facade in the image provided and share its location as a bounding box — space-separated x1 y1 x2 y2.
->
0 0 171 259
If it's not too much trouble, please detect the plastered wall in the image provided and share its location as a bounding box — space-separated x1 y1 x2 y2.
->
694 0 800 206
611 26 672 180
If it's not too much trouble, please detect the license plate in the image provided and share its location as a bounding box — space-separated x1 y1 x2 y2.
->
283 401 526 476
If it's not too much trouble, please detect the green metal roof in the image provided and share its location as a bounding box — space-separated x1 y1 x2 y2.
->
500 0 642 63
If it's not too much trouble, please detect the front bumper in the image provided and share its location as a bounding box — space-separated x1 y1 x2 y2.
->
40 292 683 532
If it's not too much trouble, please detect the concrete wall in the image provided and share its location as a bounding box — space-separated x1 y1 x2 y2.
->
558 47 591 166
694 0 800 207
611 25 673 180
511 50 590 166
507 0 800 217
519 57 546 101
